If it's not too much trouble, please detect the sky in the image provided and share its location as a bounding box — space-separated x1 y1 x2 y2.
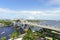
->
0 0 60 20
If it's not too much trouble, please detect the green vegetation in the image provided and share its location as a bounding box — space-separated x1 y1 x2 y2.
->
27 20 44 22
0 20 11 26
23 28 45 40
23 27 34 40
23 27 59 40
43 28 59 40
0 36 6 40
9 30 19 40
23 25 45 40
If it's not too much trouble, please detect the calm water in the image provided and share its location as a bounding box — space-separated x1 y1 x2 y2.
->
32 20 60 31
0 27 14 40
39 20 60 28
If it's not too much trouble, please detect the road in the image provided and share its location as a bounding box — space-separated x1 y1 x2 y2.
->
23 22 60 32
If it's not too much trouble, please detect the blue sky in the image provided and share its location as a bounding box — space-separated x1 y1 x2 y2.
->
0 0 60 20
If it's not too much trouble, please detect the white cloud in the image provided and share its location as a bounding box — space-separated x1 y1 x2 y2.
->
0 8 60 20
0 8 43 15
28 16 35 19
0 8 18 13
0 8 60 14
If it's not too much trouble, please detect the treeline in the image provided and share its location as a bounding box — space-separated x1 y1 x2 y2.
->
27 20 44 22
0 20 11 26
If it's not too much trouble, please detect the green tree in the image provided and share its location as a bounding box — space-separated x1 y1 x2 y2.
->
0 20 11 26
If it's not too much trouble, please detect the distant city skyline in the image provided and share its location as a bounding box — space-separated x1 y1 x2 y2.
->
0 0 60 20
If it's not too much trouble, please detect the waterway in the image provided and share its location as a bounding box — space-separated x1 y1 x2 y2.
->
0 27 14 40
39 20 60 28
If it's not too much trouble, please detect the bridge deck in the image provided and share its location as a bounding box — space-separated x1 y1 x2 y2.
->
23 22 60 32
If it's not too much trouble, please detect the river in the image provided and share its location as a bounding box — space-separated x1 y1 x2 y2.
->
0 27 14 40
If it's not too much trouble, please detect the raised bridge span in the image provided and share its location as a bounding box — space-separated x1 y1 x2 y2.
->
23 21 60 32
